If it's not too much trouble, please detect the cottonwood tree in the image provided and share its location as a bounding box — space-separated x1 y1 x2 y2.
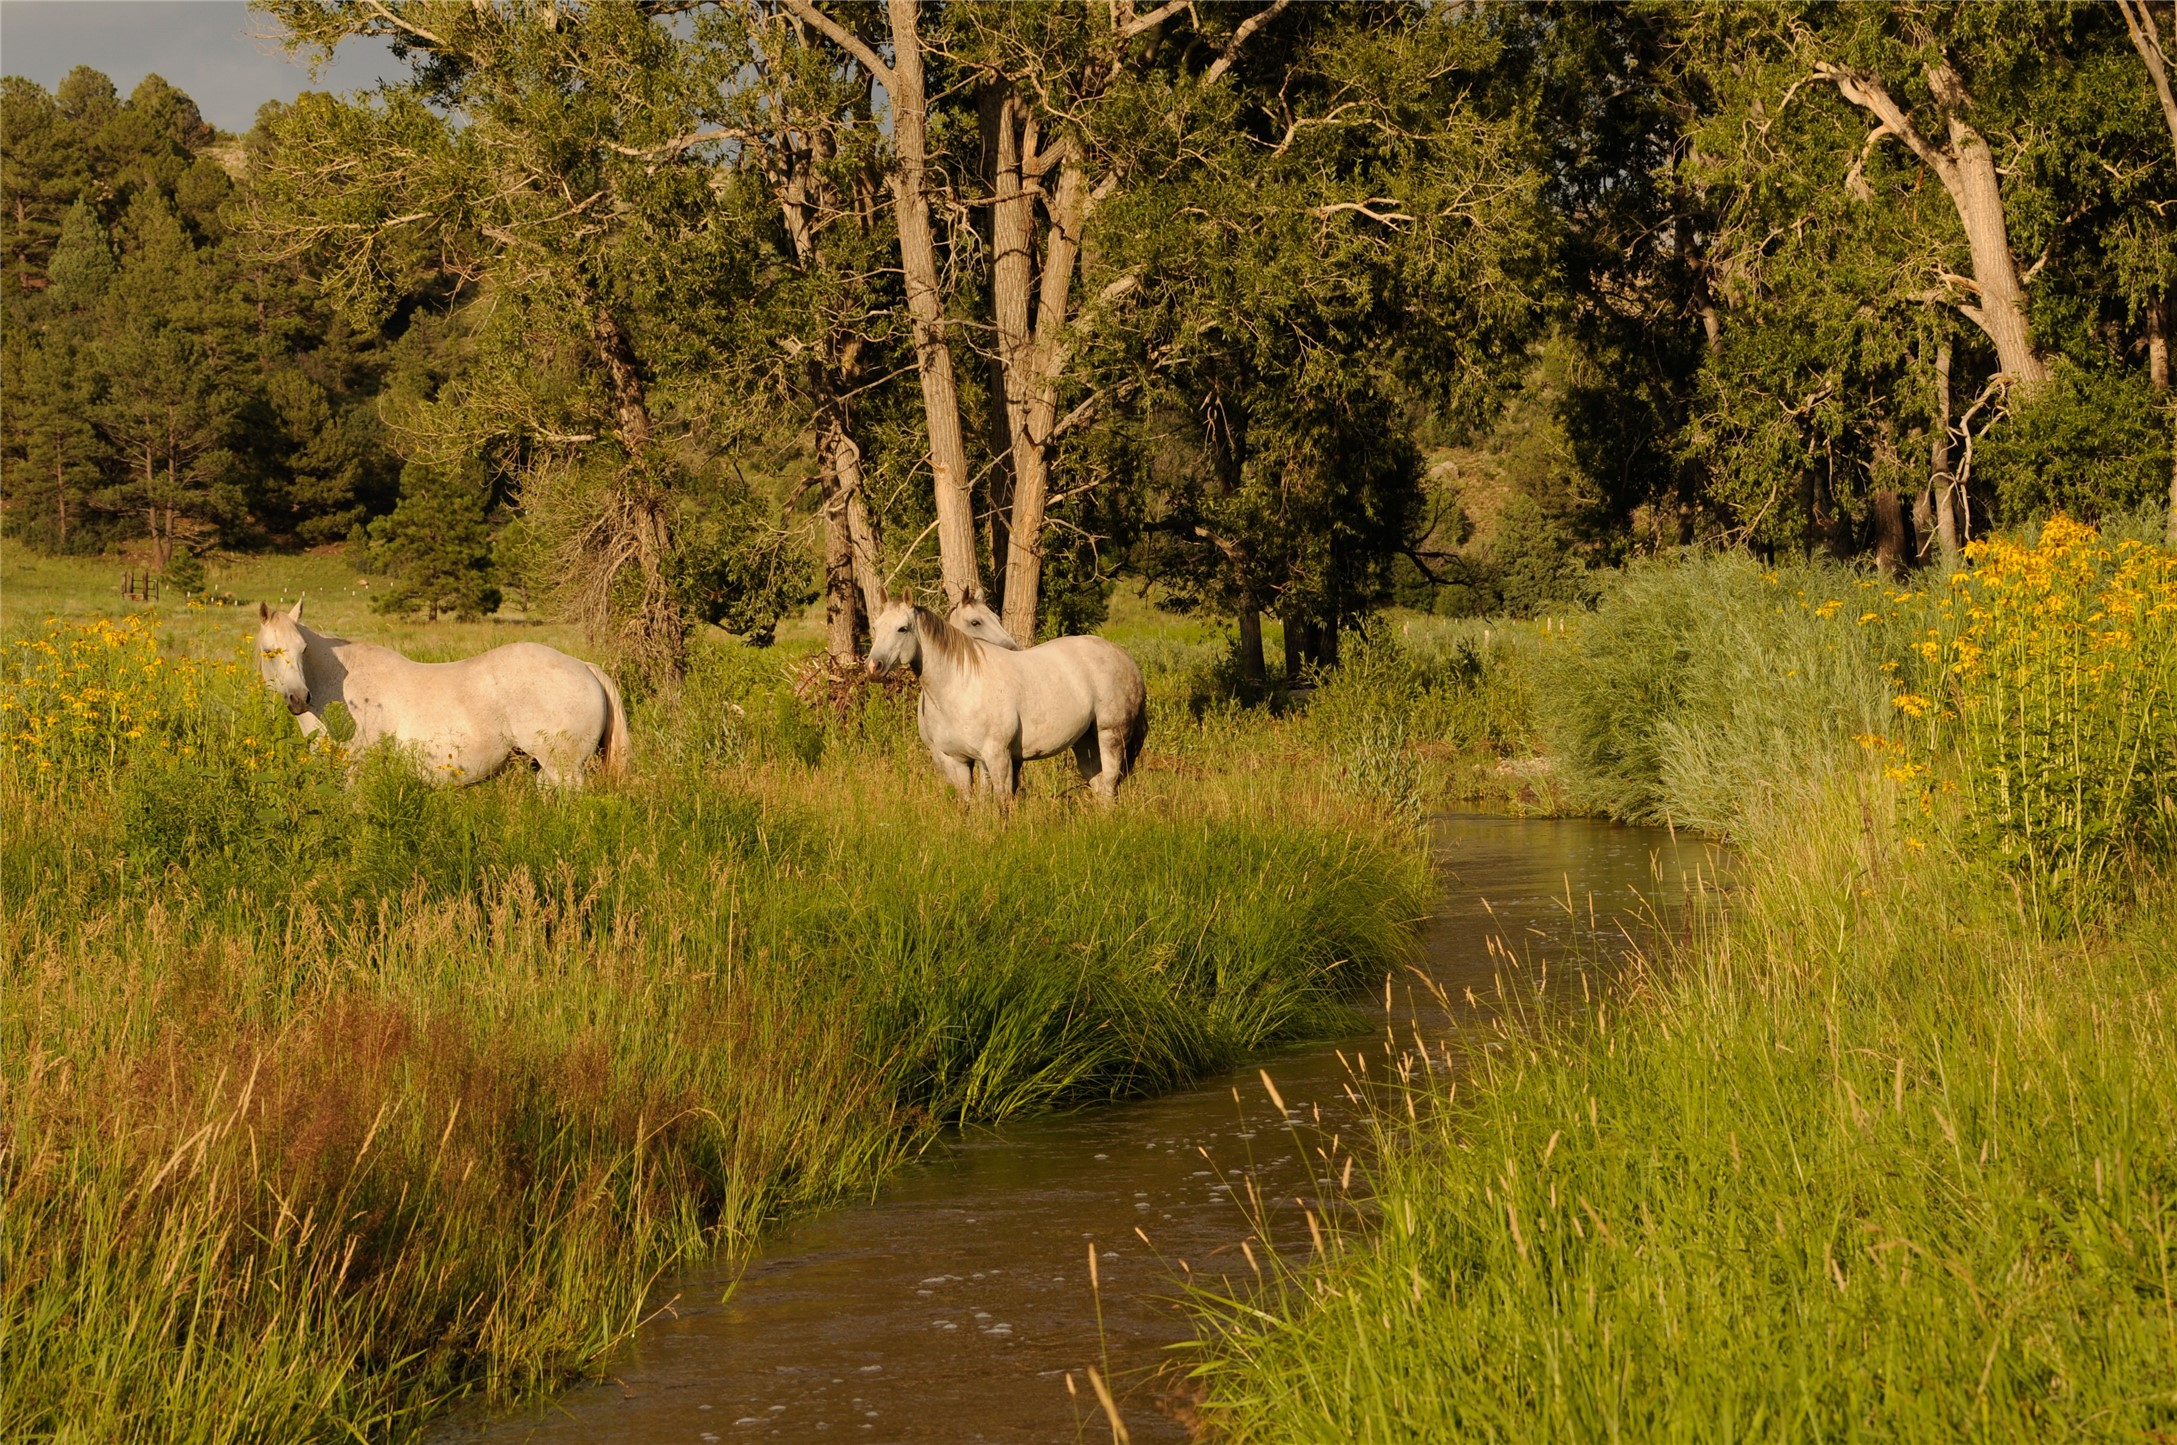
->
1093 3 1547 679
671 3 901 662
772 0 1303 637
1658 3 2174 562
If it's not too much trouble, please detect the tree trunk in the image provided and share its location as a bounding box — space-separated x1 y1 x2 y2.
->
592 304 653 452
984 86 1033 617
1822 62 2049 395
1931 340 1962 573
822 449 862 664
1940 111 2047 395
1237 601 1265 688
826 423 887 622
998 149 1095 645
1283 614 1308 685
1870 489 1908 578
2150 290 2169 390
54 449 67 549
588 296 684 680
886 0 980 609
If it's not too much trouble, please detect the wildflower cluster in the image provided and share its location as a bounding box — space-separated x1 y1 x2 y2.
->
1894 518 2177 901
2 615 211 782
1 614 323 793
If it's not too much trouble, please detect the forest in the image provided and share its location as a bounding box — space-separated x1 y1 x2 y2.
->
5 1 2171 681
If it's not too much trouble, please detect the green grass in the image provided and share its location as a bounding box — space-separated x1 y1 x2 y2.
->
1190 782 2177 1442
0 572 1432 1444
1189 539 2177 1442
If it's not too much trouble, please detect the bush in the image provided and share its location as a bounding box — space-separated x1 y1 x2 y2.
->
1533 552 1897 833
162 545 207 597
1974 364 2174 525
366 461 501 622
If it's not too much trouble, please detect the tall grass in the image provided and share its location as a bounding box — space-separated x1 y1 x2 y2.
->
1191 780 2177 1441
1532 552 1900 834
1191 529 2177 1441
0 616 1427 1443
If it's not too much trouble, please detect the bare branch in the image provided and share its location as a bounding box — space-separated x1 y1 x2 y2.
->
1812 63 1956 187
1309 198 1416 227
1203 0 1294 85
605 129 743 162
777 0 895 90
1118 0 1190 41
360 0 446 48
1843 121 1891 202
2117 0 2177 156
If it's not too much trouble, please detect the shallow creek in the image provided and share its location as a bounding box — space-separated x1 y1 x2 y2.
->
439 812 1717 1445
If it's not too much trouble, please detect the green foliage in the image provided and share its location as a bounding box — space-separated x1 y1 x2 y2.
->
1488 491 1595 617
366 462 501 622
1974 364 2176 522
1095 2 1549 639
1 68 407 556
1534 552 1896 833
160 544 206 597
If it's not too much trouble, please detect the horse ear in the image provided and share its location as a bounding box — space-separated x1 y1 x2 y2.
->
289 595 305 622
258 601 271 622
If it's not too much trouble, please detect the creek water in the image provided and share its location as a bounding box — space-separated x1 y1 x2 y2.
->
437 812 1718 1445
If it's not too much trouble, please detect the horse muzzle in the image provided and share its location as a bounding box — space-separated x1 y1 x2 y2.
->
285 694 309 716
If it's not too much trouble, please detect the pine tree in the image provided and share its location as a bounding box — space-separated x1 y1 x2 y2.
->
1 323 106 551
367 462 502 622
47 199 116 304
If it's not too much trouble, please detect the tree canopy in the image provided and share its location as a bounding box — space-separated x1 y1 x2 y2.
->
3 2 2172 668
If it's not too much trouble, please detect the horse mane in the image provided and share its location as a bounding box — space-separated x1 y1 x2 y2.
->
912 606 982 672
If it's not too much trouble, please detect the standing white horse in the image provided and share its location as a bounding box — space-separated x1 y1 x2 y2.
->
868 599 1146 803
253 599 629 788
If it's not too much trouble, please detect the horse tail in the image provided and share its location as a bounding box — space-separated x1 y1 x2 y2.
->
585 662 632 777
1123 693 1148 775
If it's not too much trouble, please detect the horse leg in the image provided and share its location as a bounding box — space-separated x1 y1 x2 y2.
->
517 728 586 789
1072 732 1101 789
981 748 1019 808
932 749 976 800
1092 723 1131 803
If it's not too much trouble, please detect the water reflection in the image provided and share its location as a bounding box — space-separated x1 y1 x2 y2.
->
437 813 1720 1445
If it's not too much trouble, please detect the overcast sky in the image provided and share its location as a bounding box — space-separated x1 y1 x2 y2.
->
1 1 405 132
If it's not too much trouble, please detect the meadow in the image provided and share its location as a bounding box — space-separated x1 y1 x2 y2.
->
11 523 2169 1445
0 553 1442 1443
1191 524 2177 1442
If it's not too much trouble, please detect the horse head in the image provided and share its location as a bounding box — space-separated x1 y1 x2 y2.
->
867 599 921 676
255 598 310 715
946 598 1024 651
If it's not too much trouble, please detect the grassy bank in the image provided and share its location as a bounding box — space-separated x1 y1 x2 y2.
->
1193 526 2177 1441
0 593 1429 1442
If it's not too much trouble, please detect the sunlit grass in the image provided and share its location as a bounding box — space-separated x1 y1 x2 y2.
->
0 598 1431 1443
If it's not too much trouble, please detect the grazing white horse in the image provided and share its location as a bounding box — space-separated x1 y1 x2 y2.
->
867 599 1147 803
253 599 629 788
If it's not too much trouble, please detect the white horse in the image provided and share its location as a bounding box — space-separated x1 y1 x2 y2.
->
253 599 629 788
868 599 1147 803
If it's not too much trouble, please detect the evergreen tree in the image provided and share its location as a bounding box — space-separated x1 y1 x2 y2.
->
367 461 501 621
46 198 115 302
0 323 105 551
